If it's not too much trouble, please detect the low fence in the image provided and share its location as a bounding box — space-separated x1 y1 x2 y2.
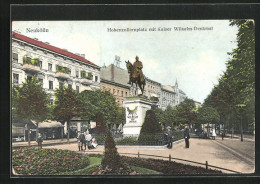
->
87 150 240 174
94 130 184 146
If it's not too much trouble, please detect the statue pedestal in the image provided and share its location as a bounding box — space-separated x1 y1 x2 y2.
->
123 97 153 138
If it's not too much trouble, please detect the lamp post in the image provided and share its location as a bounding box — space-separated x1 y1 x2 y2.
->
236 104 246 142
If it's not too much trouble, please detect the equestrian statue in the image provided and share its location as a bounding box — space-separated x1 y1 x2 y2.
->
125 56 146 95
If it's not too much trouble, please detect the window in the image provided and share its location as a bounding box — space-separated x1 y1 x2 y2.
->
117 90 119 95
126 92 128 97
76 86 79 93
68 84 72 88
95 76 98 82
13 73 19 84
76 70 79 78
38 78 43 87
59 82 63 88
121 91 123 97
13 53 18 63
39 61 42 69
48 63 52 71
49 81 53 90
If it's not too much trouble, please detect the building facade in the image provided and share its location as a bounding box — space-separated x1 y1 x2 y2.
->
12 32 100 103
160 85 176 110
172 80 187 105
143 77 161 107
100 64 131 106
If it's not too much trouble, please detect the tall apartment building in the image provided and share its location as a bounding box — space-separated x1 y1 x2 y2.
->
100 64 132 106
143 77 161 107
160 80 187 110
160 85 176 110
11 32 100 103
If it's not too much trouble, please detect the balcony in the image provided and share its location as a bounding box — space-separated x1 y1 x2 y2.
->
23 63 40 73
55 71 70 79
81 78 93 85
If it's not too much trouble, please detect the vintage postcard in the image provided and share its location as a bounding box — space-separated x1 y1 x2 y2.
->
11 20 255 176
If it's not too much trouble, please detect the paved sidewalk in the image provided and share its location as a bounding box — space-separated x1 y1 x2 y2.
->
41 137 254 174
12 138 78 148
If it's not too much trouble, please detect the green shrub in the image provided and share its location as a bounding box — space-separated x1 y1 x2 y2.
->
12 147 89 175
93 112 108 135
56 65 70 74
101 132 121 171
138 110 163 145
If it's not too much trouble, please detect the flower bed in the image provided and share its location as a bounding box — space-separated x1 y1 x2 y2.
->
120 156 222 174
91 164 138 175
12 147 89 175
88 154 221 174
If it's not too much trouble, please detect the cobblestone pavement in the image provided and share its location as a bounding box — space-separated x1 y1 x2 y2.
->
41 136 255 174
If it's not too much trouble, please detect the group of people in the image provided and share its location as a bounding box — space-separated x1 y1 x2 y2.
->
164 125 190 149
77 129 97 151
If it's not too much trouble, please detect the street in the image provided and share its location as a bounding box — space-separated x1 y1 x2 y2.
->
23 136 254 174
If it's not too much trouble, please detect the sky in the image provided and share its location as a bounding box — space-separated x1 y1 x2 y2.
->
12 20 238 103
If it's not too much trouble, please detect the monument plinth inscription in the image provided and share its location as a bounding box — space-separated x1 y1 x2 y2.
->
123 97 153 137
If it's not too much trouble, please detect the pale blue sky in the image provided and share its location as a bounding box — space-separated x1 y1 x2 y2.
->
12 20 238 103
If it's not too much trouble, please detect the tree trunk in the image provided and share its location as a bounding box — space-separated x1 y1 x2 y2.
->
207 122 209 138
28 126 31 146
61 127 64 141
241 115 243 142
36 122 39 140
67 120 70 144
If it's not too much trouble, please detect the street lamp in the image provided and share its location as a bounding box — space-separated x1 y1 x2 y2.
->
236 104 246 142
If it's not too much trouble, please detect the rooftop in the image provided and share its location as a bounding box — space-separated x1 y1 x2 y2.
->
12 32 99 68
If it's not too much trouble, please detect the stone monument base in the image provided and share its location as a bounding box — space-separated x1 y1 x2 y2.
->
123 97 154 138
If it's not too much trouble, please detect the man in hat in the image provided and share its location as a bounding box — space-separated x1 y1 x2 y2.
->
132 56 145 83
165 126 173 149
36 133 43 149
184 125 190 148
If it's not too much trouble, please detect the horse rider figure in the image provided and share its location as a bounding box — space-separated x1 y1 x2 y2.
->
128 56 145 84
125 56 146 95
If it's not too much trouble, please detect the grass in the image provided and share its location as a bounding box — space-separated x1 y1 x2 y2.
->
130 165 162 174
57 156 161 175
89 156 102 165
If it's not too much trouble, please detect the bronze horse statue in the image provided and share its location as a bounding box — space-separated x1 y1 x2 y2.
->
125 60 146 95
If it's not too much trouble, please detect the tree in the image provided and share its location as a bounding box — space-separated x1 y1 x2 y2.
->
16 77 49 146
196 106 220 137
101 131 121 171
160 105 175 129
114 107 126 131
78 90 118 127
174 98 196 128
53 84 80 143
138 110 163 145
204 20 255 138
93 112 108 135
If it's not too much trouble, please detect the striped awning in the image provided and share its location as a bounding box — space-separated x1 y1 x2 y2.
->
31 120 64 128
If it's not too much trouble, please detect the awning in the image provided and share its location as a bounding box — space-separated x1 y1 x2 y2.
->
32 120 64 128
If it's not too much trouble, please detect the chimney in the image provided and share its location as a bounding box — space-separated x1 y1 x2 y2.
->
111 64 114 81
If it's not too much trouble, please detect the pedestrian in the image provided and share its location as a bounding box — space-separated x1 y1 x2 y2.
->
165 126 173 149
36 133 43 149
85 129 92 149
78 131 85 151
184 125 190 148
221 131 224 141
212 129 216 140
77 132 82 151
